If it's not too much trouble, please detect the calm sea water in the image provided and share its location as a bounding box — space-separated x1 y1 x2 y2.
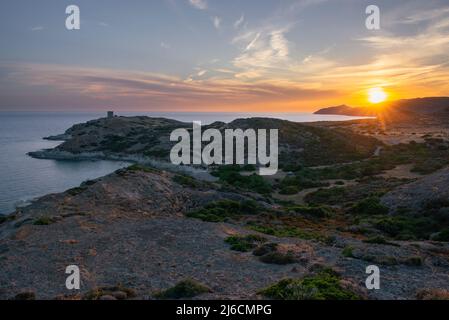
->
0 111 367 215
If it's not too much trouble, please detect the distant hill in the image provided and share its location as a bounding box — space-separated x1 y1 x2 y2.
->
29 116 381 168
314 97 449 119
314 104 376 116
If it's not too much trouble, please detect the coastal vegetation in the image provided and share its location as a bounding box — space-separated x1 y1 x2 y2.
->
154 279 211 299
3 113 449 300
83 285 137 300
259 270 360 300
186 199 261 222
224 234 267 252
211 165 273 195
33 216 55 226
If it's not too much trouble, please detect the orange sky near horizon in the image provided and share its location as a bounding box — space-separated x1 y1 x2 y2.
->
0 1 448 112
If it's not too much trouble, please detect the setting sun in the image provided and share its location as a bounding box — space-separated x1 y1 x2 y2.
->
368 87 388 104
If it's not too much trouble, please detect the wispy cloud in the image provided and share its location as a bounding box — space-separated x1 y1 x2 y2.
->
188 0 207 10
358 6 449 81
30 26 44 32
399 7 449 24
234 14 245 29
0 62 337 111
232 27 291 78
212 16 221 29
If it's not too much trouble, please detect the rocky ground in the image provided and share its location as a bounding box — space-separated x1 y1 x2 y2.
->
0 166 448 300
1 115 449 300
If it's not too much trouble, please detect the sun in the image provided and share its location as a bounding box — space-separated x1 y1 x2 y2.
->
368 87 388 104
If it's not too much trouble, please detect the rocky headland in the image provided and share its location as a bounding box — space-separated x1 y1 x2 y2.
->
1 115 449 300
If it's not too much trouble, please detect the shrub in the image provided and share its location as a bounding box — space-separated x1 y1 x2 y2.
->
248 225 323 241
81 180 97 186
186 200 260 222
83 285 137 300
242 164 256 171
66 186 87 196
258 271 359 300
33 216 54 226
363 236 399 247
212 166 273 194
225 234 267 252
0 214 16 225
350 197 389 216
342 246 354 258
369 215 437 240
154 279 211 299
279 186 299 195
173 175 200 188
431 229 449 242
305 187 348 206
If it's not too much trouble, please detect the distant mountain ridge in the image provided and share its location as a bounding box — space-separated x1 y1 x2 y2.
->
314 97 449 118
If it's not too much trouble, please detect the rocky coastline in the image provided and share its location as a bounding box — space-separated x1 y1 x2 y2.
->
1 115 449 300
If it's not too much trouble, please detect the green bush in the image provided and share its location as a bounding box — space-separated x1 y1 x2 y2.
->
127 164 158 173
33 216 55 226
279 186 299 195
172 175 200 188
279 174 329 192
212 166 272 194
305 187 348 206
371 215 437 240
258 271 359 300
0 214 17 225
66 186 87 196
242 164 256 171
225 234 267 252
81 180 97 186
186 200 260 222
83 285 137 300
350 197 389 216
342 246 354 258
154 279 211 299
432 229 449 242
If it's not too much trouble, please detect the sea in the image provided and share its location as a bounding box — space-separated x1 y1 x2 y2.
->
0 111 368 215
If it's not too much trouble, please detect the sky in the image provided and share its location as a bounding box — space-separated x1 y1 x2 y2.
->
0 0 448 112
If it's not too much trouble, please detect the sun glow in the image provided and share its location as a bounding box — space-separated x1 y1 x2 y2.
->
368 87 388 104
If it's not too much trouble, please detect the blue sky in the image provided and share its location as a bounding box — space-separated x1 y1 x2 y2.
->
0 0 448 111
